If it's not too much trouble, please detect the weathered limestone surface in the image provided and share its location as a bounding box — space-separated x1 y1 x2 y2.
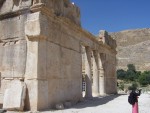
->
0 0 117 111
0 13 27 79
0 79 10 104
98 31 117 94
0 14 27 40
32 0 80 25
3 80 26 111
92 51 99 96
0 0 32 14
110 28 150 71
0 40 27 78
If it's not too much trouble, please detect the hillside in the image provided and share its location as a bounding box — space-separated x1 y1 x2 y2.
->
110 28 150 71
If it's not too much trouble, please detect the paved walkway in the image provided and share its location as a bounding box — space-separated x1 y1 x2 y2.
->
43 94 150 113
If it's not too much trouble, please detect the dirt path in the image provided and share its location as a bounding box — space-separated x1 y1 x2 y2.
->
42 93 150 113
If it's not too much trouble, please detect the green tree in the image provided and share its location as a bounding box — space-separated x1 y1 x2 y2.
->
138 71 150 86
126 64 139 81
117 69 126 80
136 71 141 79
126 70 136 81
117 64 141 82
127 64 136 72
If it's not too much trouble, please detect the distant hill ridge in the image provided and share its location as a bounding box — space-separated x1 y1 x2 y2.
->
110 28 150 71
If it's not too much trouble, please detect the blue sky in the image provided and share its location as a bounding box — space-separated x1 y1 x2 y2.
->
71 0 150 35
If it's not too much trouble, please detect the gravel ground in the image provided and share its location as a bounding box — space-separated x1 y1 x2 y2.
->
42 93 150 113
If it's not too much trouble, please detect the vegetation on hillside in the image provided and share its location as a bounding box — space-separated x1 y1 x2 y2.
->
117 64 150 91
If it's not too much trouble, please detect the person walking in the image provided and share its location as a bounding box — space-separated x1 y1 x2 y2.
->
128 89 141 113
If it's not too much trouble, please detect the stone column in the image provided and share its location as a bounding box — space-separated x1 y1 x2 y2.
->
99 53 106 96
92 50 99 97
84 47 92 98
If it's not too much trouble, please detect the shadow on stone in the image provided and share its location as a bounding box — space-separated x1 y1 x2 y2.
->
24 88 30 111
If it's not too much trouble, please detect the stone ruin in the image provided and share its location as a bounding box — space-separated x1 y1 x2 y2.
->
0 0 117 111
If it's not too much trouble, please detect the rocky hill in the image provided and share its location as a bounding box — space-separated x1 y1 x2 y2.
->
110 28 150 71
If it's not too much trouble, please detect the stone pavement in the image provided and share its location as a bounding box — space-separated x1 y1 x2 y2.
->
42 94 150 113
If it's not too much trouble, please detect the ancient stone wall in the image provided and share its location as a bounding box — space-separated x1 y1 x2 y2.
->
0 0 117 111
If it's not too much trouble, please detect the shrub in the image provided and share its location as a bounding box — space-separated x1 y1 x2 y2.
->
128 82 138 90
117 64 150 87
117 69 126 80
118 82 125 91
127 64 136 72
117 64 140 81
138 71 150 86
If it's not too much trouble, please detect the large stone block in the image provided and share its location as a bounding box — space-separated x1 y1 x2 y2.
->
25 41 38 79
0 79 11 104
47 21 61 44
60 32 80 52
26 41 47 79
0 15 26 41
46 42 61 79
25 79 49 111
48 78 82 108
3 80 26 111
25 12 48 40
71 51 82 79
37 80 49 110
48 79 60 107
37 40 47 79
24 80 38 111
60 48 72 79
59 47 82 79
0 40 27 78
25 39 47 80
